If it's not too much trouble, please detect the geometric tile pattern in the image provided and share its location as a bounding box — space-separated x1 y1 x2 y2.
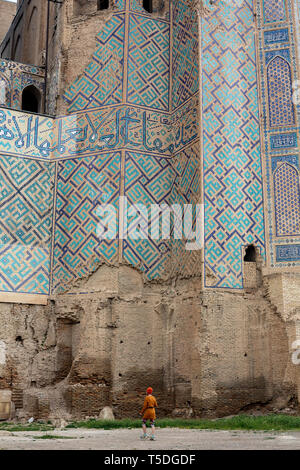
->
274 163 300 236
53 153 121 292
263 0 286 23
115 0 125 10
267 56 295 127
123 151 174 279
0 0 299 297
172 0 199 110
63 15 125 113
7 0 300 291
123 144 201 279
130 0 148 14
202 0 265 288
127 14 170 110
0 154 54 294
0 0 201 296
168 144 202 278
257 0 300 267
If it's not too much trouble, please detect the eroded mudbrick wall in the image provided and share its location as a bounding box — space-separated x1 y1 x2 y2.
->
0 265 295 419
0 0 16 45
0 0 299 420
0 0 48 67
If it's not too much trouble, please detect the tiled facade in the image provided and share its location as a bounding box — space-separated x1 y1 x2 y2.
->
256 0 300 266
201 0 265 288
0 0 299 300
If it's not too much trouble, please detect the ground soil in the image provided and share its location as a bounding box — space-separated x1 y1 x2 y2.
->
0 428 300 450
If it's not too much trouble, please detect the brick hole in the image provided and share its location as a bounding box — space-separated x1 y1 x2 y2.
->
97 0 109 9
143 0 164 13
244 244 256 262
15 336 23 345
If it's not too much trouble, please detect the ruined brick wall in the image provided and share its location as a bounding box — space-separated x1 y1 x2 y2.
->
0 265 297 420
0 0 48 66
0 0 16 45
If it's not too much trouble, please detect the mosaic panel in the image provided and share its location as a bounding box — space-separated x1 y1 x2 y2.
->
264 28 289 44
258 0 300 265
265 48 290 64
271 154 298 171
202 0 265 288
276 244 300 262
0 104 198 161
172 0 199 110
267 56 295 127
263 0 286 23
53 153 121 292
270 132 298 150
0 0 202 298
127 14 170 111
52 106 176 159
0 154 54 295
274 163 300 236
63 15 125 113
123 144 201 279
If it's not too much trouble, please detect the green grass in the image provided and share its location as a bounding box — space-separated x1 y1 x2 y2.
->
0 422 54 432
66 415 300 432
33 435 74 440
1 414 300 433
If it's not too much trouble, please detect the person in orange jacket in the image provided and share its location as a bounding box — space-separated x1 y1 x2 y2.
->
140 387 158 441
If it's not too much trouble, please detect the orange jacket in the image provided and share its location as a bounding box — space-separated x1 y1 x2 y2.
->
141 395 158 420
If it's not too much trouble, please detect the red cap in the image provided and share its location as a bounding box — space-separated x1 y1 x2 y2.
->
147 387 153 394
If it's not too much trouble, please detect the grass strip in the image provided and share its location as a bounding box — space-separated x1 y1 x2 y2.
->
1 414 300 432
66 415 300 432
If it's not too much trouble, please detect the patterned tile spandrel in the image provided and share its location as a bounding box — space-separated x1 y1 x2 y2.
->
63 15 125 113
127 14 170 111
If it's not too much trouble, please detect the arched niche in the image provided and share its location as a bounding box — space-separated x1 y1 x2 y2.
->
21 85 42 113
